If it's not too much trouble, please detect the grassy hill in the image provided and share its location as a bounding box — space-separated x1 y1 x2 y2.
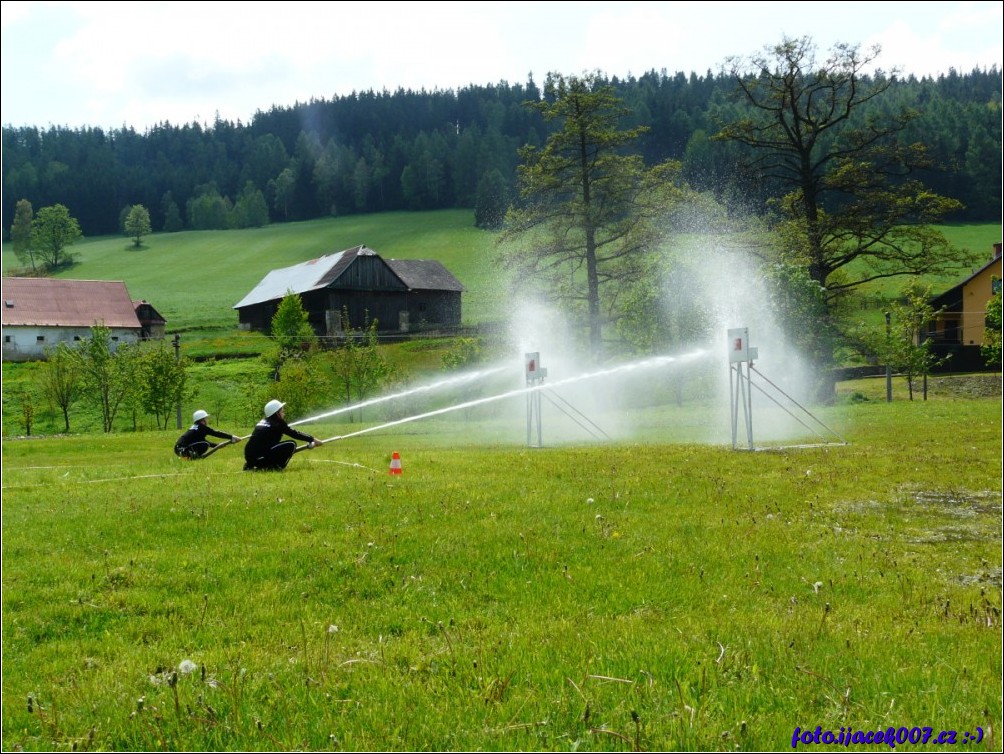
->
4 212 998 339
2 213 999 435
2 210 508 334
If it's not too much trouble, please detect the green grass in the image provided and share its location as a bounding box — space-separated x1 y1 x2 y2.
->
2 381 1001 751
1 210 508 333
4 214 997 339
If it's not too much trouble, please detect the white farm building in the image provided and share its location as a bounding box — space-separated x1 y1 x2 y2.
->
1 277 156 362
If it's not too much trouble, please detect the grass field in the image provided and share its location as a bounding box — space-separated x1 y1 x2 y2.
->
2 212 1001 749
2 374 1001 751
1 210 508 333
2 211 999 337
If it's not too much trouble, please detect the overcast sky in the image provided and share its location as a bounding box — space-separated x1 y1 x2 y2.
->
2 1 1001 132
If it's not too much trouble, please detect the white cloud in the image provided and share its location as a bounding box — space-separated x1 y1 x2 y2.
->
2 0 1000 130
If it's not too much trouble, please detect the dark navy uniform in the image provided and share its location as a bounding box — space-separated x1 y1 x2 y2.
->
243 414 316 470
174 422 234 459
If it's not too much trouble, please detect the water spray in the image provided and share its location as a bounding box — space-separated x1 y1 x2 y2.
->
290 364 511 427
312 350 709 445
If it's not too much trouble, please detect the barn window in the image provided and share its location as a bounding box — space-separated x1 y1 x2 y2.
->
36 335 45 343
112 336 119 342
4 300 13 307
4 335 10 343
74 336 82 341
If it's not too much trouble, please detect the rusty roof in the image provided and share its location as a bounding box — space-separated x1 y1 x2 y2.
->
1 278 142 329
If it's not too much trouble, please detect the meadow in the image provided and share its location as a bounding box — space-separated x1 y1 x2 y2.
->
2 372 1001 751
2 212 1001 750
2 211 999 436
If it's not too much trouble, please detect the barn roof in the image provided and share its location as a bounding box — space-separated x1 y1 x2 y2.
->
233 245 464 309
1 277 142 329
386 259 466 292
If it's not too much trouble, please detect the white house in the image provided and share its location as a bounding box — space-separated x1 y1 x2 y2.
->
1 278 145 362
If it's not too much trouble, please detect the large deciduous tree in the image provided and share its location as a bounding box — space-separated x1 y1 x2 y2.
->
718 37 969 394
500 72 686 359
124 204 152 248
32 203 82 270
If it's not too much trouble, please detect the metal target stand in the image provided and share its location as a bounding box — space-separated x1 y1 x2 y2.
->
525 352 546 448
728 328 847 451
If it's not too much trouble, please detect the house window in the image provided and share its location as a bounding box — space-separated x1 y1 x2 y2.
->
993 276 1001 295
4 335 10 343
111 336 119 342
36 335 45 343
74 336 81 341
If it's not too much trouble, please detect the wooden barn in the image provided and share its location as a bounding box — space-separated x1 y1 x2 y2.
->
233 245 465 335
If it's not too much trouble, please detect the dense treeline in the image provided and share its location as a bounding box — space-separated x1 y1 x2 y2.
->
2 67 1000 238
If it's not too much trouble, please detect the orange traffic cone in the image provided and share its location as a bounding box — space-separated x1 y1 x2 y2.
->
388 451 403 475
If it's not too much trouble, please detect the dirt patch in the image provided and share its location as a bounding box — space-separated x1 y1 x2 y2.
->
927 374 1002 398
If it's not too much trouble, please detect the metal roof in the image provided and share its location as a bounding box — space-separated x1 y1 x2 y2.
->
1 278 142 329
386 259 466 292
233 250 350 309
233 245 464 309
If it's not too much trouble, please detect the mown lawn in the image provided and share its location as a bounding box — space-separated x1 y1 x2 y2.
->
2 378 1000 751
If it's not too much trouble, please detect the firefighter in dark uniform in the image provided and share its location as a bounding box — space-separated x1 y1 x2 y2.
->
174 410 240 459
243 400 322 471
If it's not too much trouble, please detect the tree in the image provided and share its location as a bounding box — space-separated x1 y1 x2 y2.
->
500 72 686 359
267 291 315 380
331 309 390 422
41 342 83 433
270 167 296 220
138 341 188 430
474 169 509 230
982 289 1002 369
75 324 141 432
231 181 270 229
32 203 82 270
718 37 969 395
11 199 37 272
857 281 946 400
161 192 184 232
124 204 152 248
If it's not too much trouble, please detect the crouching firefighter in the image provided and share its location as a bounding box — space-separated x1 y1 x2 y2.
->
175 410 240 459
243 400 322 471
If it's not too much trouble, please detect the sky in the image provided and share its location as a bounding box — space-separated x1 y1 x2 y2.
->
1 1 1001 132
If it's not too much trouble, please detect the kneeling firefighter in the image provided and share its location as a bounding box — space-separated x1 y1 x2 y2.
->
175 410 240 459
243 400 322 471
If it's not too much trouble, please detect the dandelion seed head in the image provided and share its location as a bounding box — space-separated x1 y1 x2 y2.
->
328 624 339 634
178 659 197 675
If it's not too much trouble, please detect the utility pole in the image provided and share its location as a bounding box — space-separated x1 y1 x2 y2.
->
885 312 892 403
173 333 182 429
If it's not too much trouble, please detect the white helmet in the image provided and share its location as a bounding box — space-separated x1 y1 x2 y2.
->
264 399 285 418
192 409 209 422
